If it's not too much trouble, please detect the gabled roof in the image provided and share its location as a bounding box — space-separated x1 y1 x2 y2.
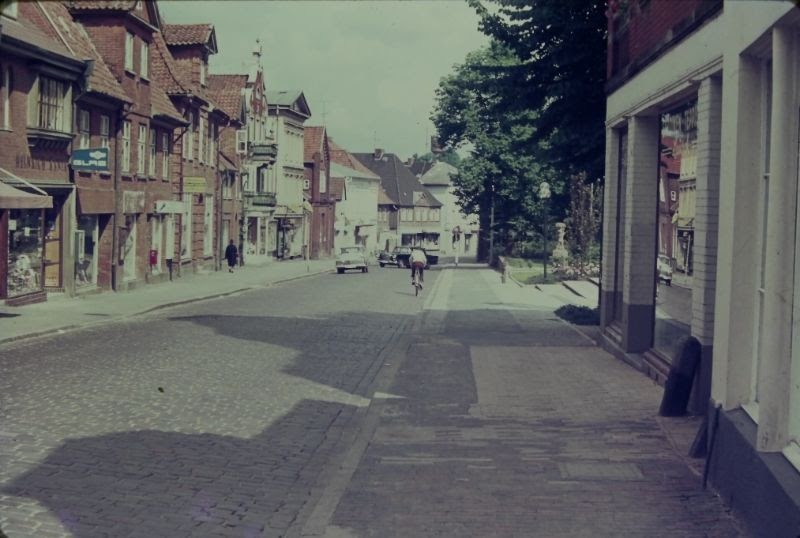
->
163 23 216 52
408 159 434 177
207 74 247 121
36 2 131 105
150 29 190 95
377 186 394 206
353 151 442 208
418 161 457 187
66 1 162 29
328 139 380 180
1 6 79 65
267 90 311 118
304 126 326 163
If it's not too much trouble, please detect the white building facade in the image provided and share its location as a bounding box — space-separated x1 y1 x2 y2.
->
267 91 312 259
330 162 380 253
600 1 800 534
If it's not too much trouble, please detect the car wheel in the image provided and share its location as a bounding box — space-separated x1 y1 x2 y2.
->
666 280 671 286
362 267 367 273
379 263 385 268
337 268 344 274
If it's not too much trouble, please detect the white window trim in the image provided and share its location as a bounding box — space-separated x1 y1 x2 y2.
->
198 116 204 164
100 114 110 149
125 32 135 72
1 66 10 130
137 124 147 174
186 112 194 161
140 40 149 79
161 132 169 179
78 109 90 149
122 120 131 173
30 75 71 133
148 128 156 176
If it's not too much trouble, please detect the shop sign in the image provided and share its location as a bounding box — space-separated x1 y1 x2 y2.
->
122 191 145 214
71 148 109 171
184 176 206 193
154 200 184 214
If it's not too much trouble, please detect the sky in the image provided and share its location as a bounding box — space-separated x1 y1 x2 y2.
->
158 1 489 160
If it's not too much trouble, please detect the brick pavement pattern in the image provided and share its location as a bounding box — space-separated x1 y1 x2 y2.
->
326 270 746 537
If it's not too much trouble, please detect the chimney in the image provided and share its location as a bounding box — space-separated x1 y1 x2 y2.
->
373 148 384 160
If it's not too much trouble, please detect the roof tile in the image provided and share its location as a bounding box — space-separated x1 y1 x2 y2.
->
304 126 325 163
206 74 247 120
353 151 442 208
163 23 212 46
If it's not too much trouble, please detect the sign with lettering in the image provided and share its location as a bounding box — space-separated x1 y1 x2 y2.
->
183 176 206 193
154 200 184 214
71 148 109 171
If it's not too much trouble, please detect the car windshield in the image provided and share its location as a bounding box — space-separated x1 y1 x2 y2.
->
340 247 362 255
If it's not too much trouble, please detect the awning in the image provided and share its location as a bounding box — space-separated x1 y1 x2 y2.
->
0 181 52 209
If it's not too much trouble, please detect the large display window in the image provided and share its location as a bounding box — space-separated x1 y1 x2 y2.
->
7 208 44 297
75 214 98 287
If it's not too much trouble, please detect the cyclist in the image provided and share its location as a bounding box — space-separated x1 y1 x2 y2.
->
410 247 427 289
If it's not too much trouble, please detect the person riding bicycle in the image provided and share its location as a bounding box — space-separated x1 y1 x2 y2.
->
410 247 427 289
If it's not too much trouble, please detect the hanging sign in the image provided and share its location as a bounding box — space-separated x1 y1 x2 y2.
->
71 148 109 171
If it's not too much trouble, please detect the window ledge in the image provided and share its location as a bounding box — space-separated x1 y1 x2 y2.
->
0 127 12 132
27 127 72 149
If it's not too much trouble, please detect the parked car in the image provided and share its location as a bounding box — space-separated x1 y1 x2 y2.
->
336 246 369 274
657 254 673 286
378 246 437 269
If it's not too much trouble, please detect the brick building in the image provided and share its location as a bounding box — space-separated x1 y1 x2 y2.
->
303 126 335 259
66 0 187 290
601 0 800 534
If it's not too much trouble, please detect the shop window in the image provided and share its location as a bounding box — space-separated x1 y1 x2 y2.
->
7 209 44 297
78 110 90 149
29 75 71 132
75 215 98 287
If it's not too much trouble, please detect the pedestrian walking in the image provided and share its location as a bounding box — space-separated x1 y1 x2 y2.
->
225 240 238 273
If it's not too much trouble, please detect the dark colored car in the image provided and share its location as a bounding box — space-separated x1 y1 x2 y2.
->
378 246 438 269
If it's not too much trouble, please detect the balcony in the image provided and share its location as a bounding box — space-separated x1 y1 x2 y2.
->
249 142 278 163
247 192 277 206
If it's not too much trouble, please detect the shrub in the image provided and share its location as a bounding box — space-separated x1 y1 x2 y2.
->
555 304 600 325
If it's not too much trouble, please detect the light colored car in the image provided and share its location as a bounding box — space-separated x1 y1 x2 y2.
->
657 255 673 286
336 246 369 274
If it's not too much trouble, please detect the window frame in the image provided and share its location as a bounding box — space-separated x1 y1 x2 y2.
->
140 40 149 79
30 75 71 133
125 32 135 72
161 132 170 179
122 120 131 173
137 124 147 174
148 127 156 177
100 115 110 149
1 66 10 130
78 109 91 149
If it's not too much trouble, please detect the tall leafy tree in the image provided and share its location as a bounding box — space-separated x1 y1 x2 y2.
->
469 0 608 183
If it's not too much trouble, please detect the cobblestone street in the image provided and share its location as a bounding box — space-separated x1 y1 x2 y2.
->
0 268 746 537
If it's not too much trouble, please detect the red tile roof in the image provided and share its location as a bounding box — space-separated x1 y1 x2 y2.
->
36 2 131 104
3 5 77 62
206 74 246 121
304 126 326 163
163 24 212 46
150 30 190 94
66 1 137 11
328 138 379 177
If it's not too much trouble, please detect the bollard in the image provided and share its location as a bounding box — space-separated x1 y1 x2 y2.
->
659 335 701 416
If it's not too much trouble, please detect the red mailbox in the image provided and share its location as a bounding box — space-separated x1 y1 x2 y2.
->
149 249 158 266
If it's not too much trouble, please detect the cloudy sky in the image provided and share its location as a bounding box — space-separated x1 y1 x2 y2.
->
159 1 488 159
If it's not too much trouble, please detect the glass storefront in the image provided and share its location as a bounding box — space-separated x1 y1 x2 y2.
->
75 214 98 287
653 99 697 360
7 208 44 297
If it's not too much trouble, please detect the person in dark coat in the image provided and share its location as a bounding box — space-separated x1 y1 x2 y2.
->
224 240 238 273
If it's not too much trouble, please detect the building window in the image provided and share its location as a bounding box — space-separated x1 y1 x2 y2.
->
304 178 310 190
78 110 90 149
185 111 194 160
148 128 156 176
161 132 169 179
137 124 147 174
198 116 204 163
122 120 131 173
125 32 135 72
1 66 10 129
31 76 70 132
140 41 149 78
100 115 110 149
199 61 206 86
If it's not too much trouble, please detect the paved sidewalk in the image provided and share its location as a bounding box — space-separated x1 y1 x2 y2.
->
310 269 745 537
0 258 333 345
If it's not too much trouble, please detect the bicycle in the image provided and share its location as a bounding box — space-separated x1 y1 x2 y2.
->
412 272 422 296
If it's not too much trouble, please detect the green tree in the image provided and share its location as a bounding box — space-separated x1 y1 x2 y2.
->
469 0 607 183
565 172 601 275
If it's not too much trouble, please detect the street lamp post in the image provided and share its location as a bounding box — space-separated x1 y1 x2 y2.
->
538 182 551 281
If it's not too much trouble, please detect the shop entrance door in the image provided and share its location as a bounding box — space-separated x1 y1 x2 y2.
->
43 206 62 288
123 215 137 281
